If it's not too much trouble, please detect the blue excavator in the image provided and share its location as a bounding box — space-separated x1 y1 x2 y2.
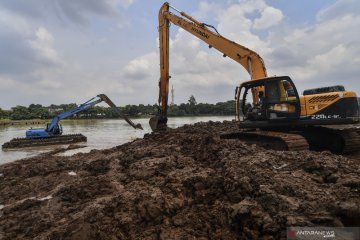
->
3 94 142 148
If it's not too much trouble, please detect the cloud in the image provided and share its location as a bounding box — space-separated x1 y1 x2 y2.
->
0 0 134 25
53 0 118 24
29 27 60 65
317 0 360 21
0 0 136 108
0 0 43 19
117 0 135 8
267 9 360 94
121 0 360 105
215 1 270 52
253 6 283 29
0 9 59 77
120 0 277 104
1 0 359 109
123 52 158 80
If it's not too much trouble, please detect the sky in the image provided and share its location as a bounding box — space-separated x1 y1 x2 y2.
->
0 0 359 109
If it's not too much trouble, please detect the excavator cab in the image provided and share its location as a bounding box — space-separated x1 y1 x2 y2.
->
237 76 301 127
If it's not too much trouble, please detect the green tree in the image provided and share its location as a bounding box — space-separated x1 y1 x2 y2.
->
4 98 238 120
81 106 105 118
178 103 188 115
10 106 31 120
188 95 197 106
168 105 185 116
28 104 50 119
0 107 6 119
197 103 213 115
124 105 139 116
187 95 198 115
59 103 77 112
104 107 121 118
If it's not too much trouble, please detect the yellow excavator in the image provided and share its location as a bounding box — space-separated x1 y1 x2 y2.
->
150 2 360 154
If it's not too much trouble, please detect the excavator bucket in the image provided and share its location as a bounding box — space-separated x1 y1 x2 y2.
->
149 116 167 131
149 116 160 131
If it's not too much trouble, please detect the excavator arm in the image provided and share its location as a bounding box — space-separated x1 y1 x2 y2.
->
47 94 142 134
98 94 143 130
151 2 267 130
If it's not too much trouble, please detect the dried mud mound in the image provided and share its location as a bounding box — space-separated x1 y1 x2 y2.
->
0 121 360 239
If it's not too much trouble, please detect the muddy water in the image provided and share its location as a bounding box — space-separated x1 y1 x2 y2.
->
0 116 233 164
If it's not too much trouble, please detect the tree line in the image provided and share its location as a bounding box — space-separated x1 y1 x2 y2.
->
0 96 236 120
2 96 359 121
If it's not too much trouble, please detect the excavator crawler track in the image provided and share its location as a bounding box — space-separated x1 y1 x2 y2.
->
220 130 309 151
2 134 87 149
221 124 360 154
302 125 360 154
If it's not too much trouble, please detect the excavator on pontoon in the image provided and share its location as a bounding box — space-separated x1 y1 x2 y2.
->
2 94 143 149
150 2 360 154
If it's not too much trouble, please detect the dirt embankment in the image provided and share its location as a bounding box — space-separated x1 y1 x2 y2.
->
0 121 359 239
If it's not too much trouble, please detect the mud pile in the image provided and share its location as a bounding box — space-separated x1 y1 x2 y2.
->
1 121 359 239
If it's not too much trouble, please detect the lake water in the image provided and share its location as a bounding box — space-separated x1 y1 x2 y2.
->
0 116 234 165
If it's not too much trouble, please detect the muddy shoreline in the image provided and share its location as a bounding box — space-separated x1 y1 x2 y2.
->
0 121 359 239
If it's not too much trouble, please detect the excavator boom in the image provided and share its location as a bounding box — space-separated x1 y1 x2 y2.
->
152 2 267 131
161 4 267 79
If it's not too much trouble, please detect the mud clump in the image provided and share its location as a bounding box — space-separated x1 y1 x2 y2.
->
1 120 360 239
